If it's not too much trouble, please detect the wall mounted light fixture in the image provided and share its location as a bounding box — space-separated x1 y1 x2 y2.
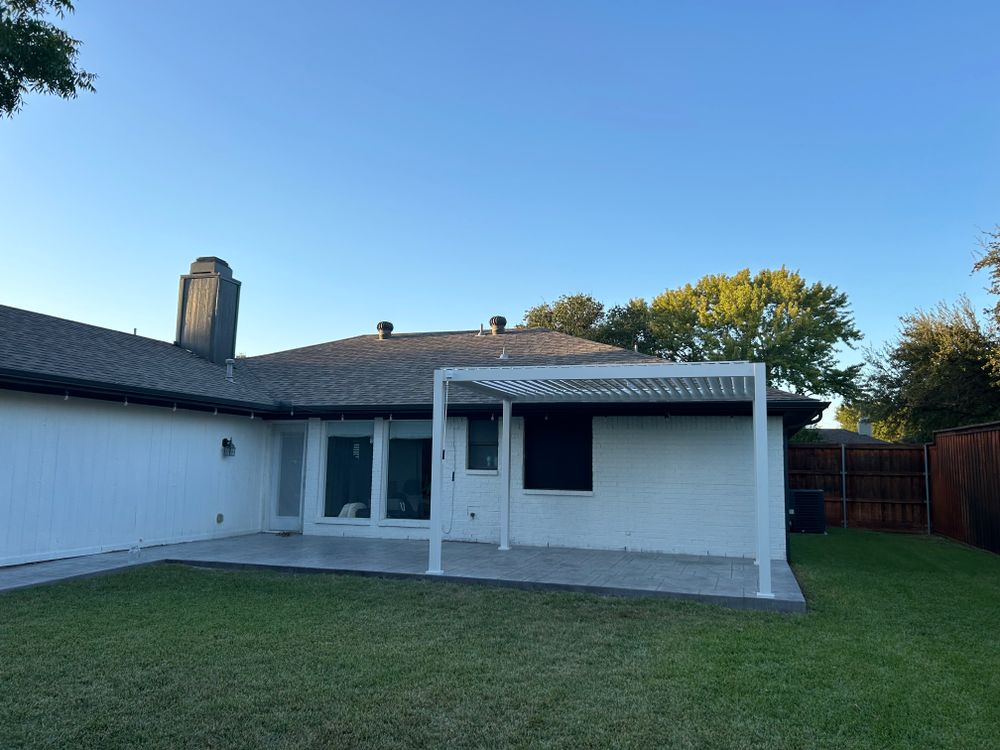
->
221 437 236 457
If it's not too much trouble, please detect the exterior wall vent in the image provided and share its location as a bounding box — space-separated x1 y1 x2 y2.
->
490 315 507 335
377 321 394 339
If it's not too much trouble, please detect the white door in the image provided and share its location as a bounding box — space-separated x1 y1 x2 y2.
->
270 426 305 531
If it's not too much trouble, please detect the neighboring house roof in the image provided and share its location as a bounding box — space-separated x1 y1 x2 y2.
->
0 305 275 410
807 428 893 445
0 304 826 422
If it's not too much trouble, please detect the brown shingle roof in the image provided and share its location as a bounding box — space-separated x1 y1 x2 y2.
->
1 306 825 416
242 328 653 407
0 305 275 408
242 328 823 410
809 428 894 445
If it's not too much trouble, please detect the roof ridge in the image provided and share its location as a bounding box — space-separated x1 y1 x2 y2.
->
246 326 613 360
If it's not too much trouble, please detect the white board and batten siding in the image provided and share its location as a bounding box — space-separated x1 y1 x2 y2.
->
0 390 270 567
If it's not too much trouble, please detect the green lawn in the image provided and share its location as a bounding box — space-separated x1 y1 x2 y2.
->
2 531 999 749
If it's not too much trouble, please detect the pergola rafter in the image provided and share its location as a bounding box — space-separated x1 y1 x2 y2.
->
426 361 775 598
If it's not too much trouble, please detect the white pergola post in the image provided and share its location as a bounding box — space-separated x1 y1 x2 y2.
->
752 362 773 598
498 398 512 551
422 361 784 592
426 369 447 575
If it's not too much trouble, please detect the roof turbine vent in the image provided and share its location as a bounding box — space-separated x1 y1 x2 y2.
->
376 321 394 339
489 315 507 335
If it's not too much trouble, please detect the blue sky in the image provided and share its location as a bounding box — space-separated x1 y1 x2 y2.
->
2 1 999 416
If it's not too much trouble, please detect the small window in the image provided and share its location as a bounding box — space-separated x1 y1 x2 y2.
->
523 415 592 491
467 417 499 470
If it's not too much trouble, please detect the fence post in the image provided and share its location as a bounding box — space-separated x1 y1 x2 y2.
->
840 443 848 529
923 443 931 535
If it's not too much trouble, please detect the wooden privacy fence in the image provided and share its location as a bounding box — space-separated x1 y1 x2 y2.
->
928 423 1000 554
787 444 929 531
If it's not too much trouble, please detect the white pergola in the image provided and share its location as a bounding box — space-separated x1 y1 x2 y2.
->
426 361 775 598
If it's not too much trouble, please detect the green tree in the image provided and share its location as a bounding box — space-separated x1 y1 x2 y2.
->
972 226 1000 377
834 402 901 442
972 226 1000 320
598 298 656 354
523 294 605 338
649 268 862 398
0 0 95 116
789 428 824 444
860 298 1000 442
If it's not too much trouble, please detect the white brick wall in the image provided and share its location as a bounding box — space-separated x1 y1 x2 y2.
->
507 415 786 560
301 414 786 560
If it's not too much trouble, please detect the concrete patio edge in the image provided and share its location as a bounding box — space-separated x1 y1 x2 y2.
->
166 558 806 612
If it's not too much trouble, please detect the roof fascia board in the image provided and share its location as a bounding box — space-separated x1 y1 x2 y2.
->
0 369 277 414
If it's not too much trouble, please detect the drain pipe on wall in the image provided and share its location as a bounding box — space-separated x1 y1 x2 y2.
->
840 443 848 529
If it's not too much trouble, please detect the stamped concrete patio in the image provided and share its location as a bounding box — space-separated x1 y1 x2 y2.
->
0 533 805 612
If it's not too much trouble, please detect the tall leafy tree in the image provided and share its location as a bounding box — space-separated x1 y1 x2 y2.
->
0 0 95 116
972 226 1000 378
523 294 606 338
649 268 862 398
834 402 901 443
972 226 1000 321
598 298 657 354
860 298 1000 442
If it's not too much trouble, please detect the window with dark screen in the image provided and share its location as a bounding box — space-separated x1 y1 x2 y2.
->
467 416 499 470
523 415 592 491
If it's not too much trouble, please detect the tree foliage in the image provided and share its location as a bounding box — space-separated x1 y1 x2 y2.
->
521 268 862 398
649 268 862 398
523 294 606 338
834 402 901 443
524 295 660 354
859 298 1000 442
0 0 95 116
972 226 1000 378
599 298 657 354
972 226 1000 321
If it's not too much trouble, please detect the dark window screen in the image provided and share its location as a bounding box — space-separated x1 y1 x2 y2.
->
523 415 592 491
324 436 374 517
385 438 433 519
467 417 499 470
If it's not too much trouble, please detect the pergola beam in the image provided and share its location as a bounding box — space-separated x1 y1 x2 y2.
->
444 362 756 383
